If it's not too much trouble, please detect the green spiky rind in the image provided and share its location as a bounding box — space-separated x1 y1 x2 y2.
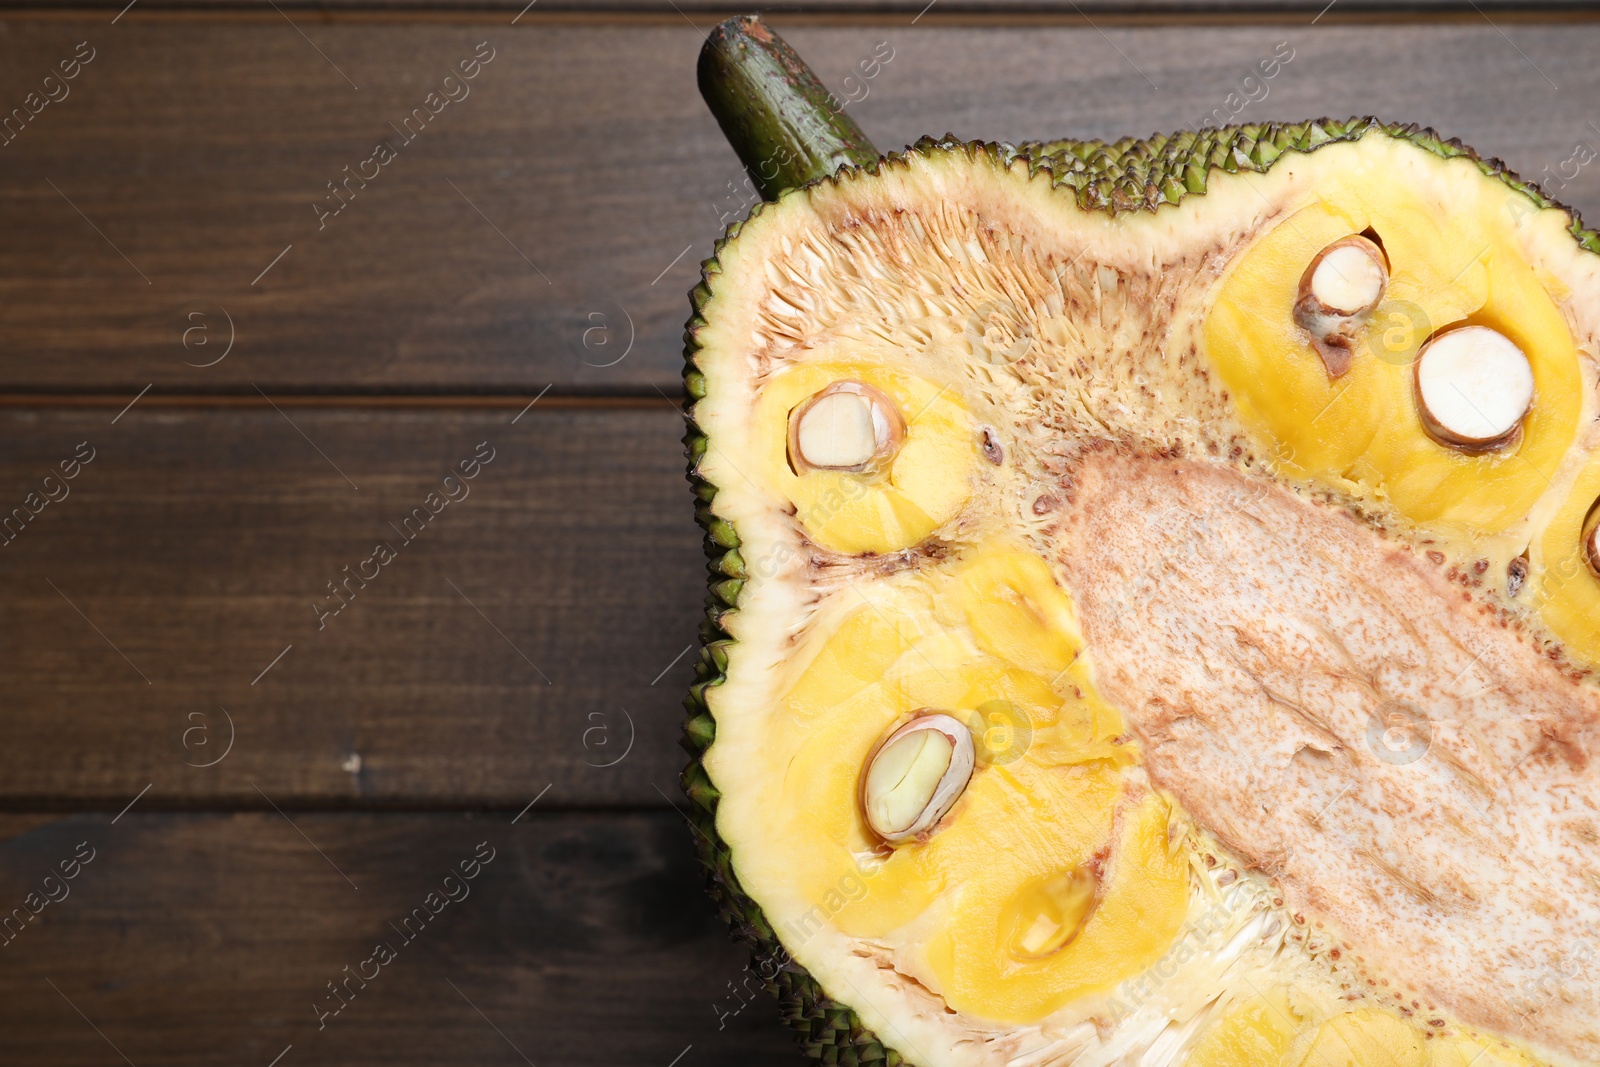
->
681 127 1600 1066
1016 117 1600 254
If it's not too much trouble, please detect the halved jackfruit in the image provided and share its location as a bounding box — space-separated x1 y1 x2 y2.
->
683 23 1600 1067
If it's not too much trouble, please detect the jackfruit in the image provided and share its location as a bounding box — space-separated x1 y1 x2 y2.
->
683 16 1600 1067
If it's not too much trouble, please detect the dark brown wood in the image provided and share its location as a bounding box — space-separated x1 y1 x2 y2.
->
0 18 1597 392
0 403 712 807
9 2 1600 12
0 811 804 1066
4 11 1599 1067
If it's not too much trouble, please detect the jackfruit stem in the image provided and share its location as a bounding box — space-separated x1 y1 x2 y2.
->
698 15 881 201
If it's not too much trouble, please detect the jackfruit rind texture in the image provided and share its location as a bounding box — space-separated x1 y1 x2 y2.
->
1019 117 1600 256
679 118 1597 1067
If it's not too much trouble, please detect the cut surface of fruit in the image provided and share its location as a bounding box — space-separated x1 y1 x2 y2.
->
685 122 1600 1067
1301 1009 1429 1067
750 362 978 554
1185 992 1302 1067
1054 450 1600 1059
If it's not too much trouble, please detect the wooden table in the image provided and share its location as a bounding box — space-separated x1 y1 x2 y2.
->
0 3 1596 1064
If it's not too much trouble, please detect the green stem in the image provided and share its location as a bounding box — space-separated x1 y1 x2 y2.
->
697 15 880 201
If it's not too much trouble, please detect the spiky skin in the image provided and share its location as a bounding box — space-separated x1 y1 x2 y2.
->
1017 117 1600 253
678 118 1600 1066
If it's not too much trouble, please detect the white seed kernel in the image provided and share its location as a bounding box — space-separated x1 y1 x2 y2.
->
1414 326 1534 450
1311 243 1387 315
788 381 905 474
797 391 877 469
860 713 975 843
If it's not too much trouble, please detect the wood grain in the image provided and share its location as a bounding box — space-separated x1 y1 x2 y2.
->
10 2 1600 15
0 18 1596 392
0 811 803 1066
0 404 713 806
4 12 1595 1066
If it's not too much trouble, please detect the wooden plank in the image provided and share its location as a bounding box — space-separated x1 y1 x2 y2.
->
10 2 1600 14
0 403 715 806
0 18 1598 392
0 811 804 1066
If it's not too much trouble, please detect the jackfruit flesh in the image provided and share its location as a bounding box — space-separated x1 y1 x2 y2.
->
686 125 1600 1067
